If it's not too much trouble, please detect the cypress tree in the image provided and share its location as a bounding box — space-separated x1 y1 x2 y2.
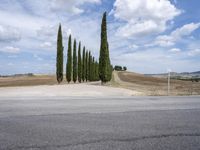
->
88 51 92 81
73 39 77 83
91 57 95 81
96 61 99 81
99 12 112 84
66 35 72 83
56 24 63 84
78 42 82 83
107 42 112 81
82 47 86 82
85 51 88 82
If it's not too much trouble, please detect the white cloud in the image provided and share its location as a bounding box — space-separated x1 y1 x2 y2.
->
51 0 101 14
188 49 200 56
111 0 181 37
7 62 14 66
169 48 181 52
155 22 200 47
33 54 43 61
0 46 20 53
37 25 56 37
0 25 21 42
40 42 53 48
129 44 139 49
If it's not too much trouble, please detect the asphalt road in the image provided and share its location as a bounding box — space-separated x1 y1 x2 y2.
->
0 96 200 150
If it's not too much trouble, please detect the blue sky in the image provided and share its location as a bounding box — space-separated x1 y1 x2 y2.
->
0 0 200 75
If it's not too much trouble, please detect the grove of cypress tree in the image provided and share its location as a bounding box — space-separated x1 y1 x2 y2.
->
99 12 112 84
85 51 88 82
82 47 86 82
56 24 63 84
78 42 82 83
66 35 72 83
73 39 77 83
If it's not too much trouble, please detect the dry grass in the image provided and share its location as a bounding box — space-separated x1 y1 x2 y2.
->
0 75 58 87
113 71 200 96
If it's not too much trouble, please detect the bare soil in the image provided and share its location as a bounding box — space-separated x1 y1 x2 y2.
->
112 71 200 96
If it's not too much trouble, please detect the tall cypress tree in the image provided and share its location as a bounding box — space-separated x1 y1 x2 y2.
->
66 35 72 83
56 24 63 84
99 12 112 84
82 47 86 82
91 57 95 81
85 51 88 82
73 39 77 83
107 42 112 81
95 61 99 81
78 42 82 83
88 51 92 81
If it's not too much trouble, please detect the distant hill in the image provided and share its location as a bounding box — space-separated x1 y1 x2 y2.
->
145 71 200 79
0 73 34 78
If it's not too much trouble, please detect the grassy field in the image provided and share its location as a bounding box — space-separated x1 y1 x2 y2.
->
112 71 200 96
0 75 57 87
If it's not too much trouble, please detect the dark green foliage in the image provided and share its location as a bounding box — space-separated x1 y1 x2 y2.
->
56 24 63 83
123 66 127 71
94 61 99 81
91 57 95 81
78 42 82 83
88 51 92 81
82 47 86 82
106 42 112 81
114 65 122 71
99 12 112 84
73 39 77 83
114 65 127 71
85 51 88 82
66 35 72 83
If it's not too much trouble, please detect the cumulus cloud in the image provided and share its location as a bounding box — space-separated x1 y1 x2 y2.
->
155 22 200 47
0 25 21 42
51 0 101 14
111 0 181 37
169 48 181 52
0 46 20 53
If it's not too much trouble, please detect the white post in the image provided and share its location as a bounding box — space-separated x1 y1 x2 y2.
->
168 71 170 96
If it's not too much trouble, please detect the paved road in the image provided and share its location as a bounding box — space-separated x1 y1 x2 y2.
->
0 96 200 150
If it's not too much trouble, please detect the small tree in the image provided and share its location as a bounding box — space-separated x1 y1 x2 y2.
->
114 65 122 71
73 39 77 83
66 35 72 83
78 42 82 83
123 66 127 71
56 24 63 83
